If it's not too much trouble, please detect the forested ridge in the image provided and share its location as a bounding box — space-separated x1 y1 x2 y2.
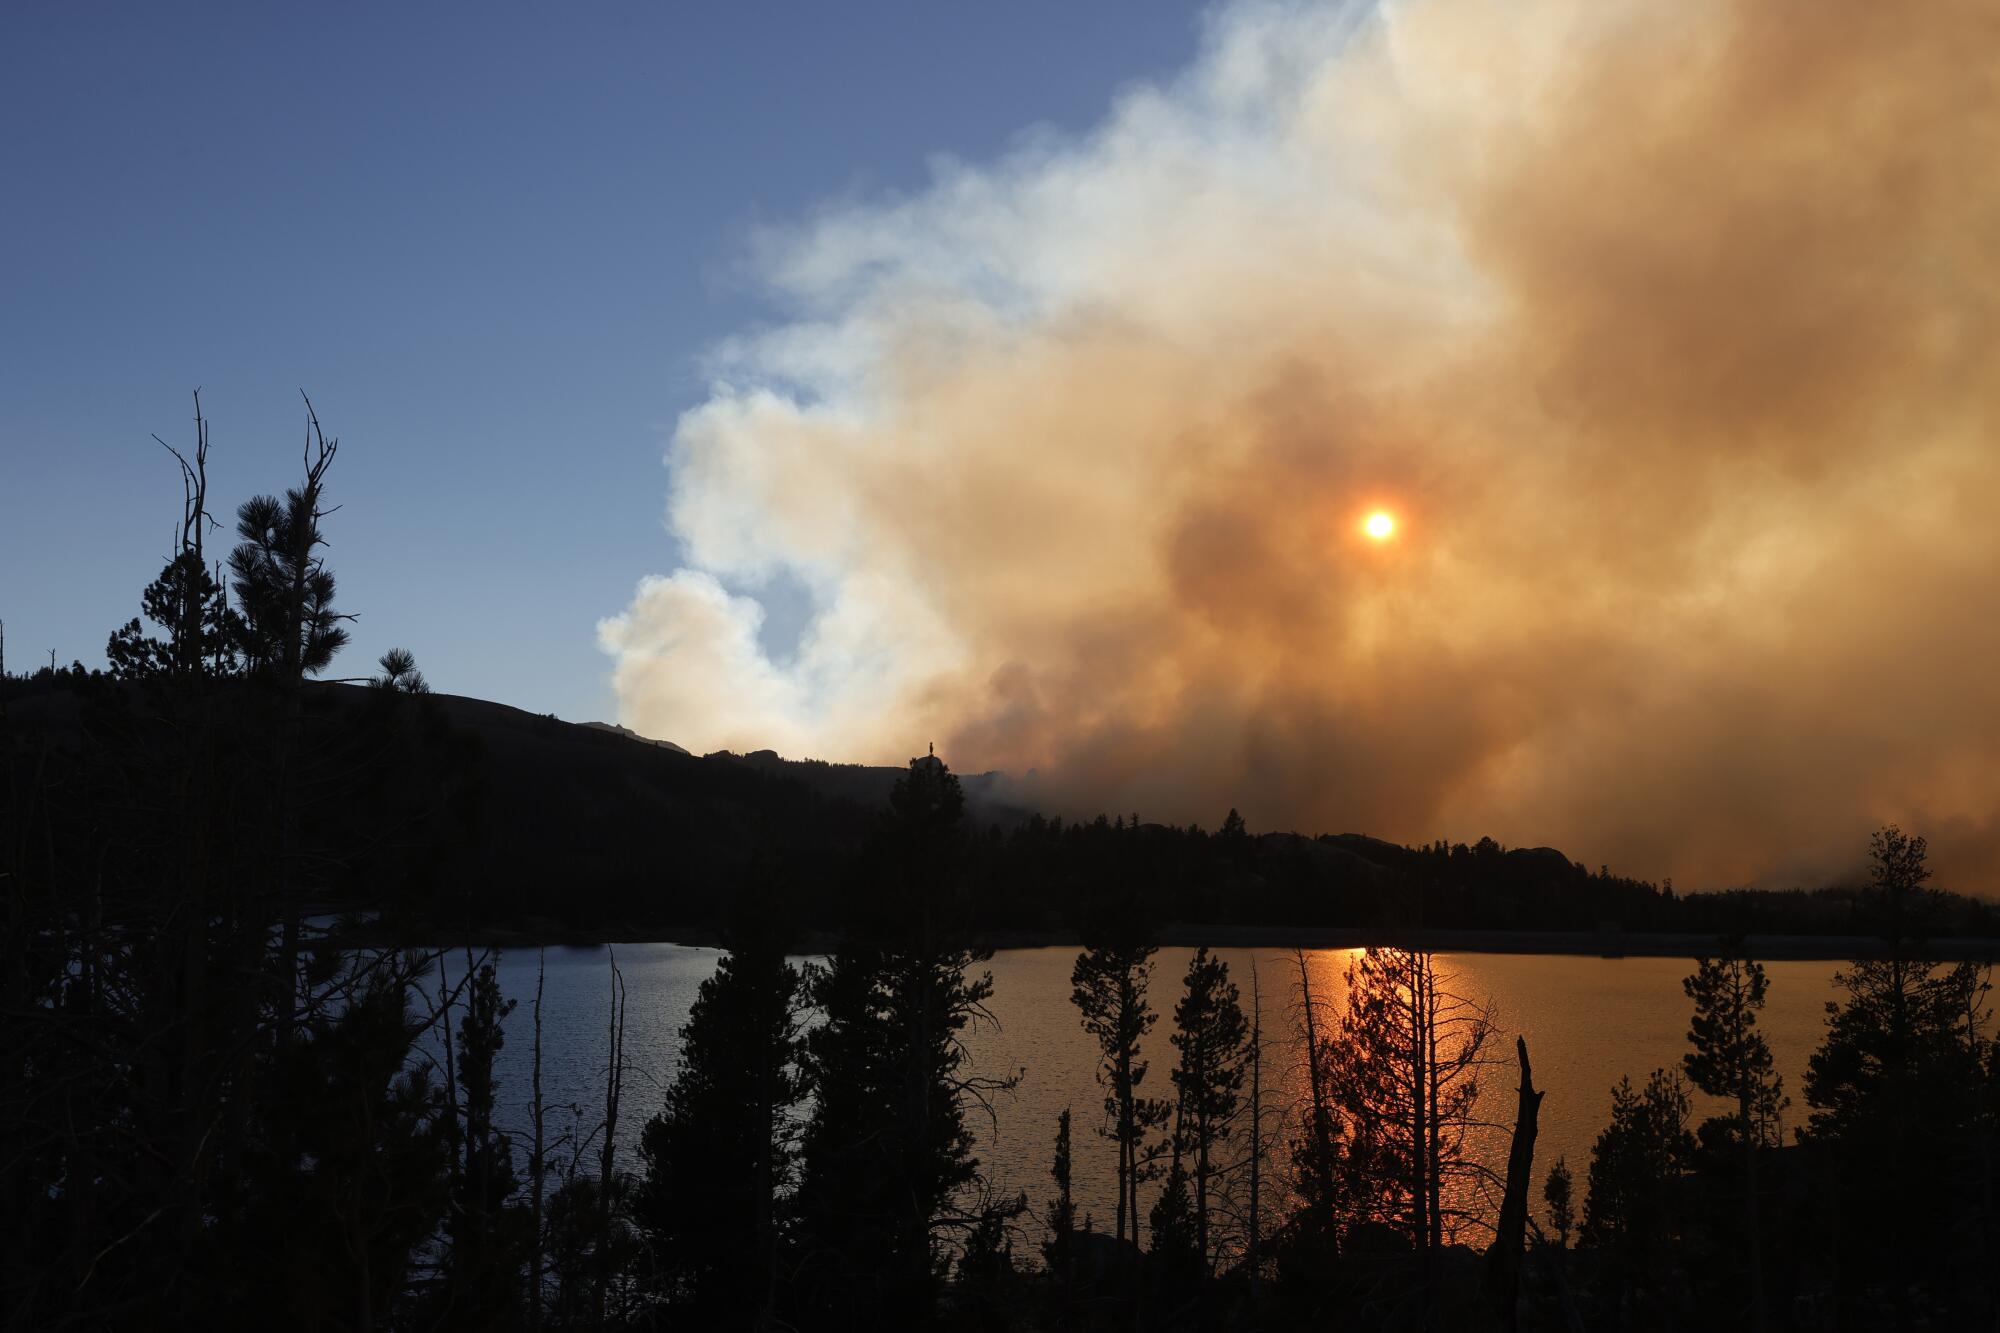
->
11 672 1998 944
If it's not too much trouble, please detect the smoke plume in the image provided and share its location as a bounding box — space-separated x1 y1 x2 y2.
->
601 0 2000 889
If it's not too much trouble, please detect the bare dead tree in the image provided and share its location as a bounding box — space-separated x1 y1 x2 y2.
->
277 397 331 1053
434 953 463 1203
146 389 216 678
1247 959 1265 1300
529 947 547 1331
1290 948 1340 1219
1323 947 1505 1321
592 946 627 1328
1480 1037 1544 1332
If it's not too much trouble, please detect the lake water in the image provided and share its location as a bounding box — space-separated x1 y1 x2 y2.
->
449 944 1841 1253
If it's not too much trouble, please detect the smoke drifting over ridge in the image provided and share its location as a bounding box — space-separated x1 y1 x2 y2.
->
601 0 2000 890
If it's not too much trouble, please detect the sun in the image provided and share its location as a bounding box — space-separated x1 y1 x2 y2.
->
1364 510 1396 541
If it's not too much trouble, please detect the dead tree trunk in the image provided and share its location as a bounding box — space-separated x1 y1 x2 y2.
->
528 948 546 1331
1480 1037 1544 1333
434 953 465 1225
1247 964 1263 1303
1292 949 1335 1192
592 948 627 1328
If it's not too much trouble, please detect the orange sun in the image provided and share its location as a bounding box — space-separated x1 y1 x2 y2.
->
1364 510 1396 540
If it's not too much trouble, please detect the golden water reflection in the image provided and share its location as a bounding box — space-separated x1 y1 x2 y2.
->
964 947 1842 1254
477 944 1843 1263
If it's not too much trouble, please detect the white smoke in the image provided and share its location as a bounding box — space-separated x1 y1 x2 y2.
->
600 0 2000 889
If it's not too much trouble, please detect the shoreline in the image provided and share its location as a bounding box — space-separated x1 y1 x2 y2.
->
329 920 2000 962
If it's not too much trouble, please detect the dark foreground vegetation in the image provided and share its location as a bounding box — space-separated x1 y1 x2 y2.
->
7 399 1999 1328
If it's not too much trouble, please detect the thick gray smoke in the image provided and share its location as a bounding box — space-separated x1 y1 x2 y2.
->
601 0 2000 890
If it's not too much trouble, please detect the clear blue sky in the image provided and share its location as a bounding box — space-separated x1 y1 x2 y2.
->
1 0 1208 719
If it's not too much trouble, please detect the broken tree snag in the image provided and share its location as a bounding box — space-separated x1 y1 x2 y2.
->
1480 1036 1545 1332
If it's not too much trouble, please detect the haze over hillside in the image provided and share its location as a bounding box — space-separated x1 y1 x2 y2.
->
601 0 2000 893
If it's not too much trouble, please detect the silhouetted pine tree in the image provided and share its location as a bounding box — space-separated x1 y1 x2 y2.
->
106 550 245 680
1147 1154 1203 1315
1071 931 1170 1253
1803 825 1996 1319
436 955 529 1328
1681 943 1785 1328
105 393 244 681
1542 1157 1574 1251
951 1201 1020 1332
1042 1108 1078 1320
1167 946 1248 1274
1582 1069 1696 1325
792 944 901 1325
370 646 431 694
222 958 452 1326
227 404 349 680
793 753 1019 1329
637 936 805 1325
541 1170 645 1328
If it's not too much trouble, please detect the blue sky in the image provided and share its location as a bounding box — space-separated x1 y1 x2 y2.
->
1 0 1209 719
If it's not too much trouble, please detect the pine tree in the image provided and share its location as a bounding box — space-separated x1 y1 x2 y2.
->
105 392 245 680
1167 946 1248 1271
1148 1155 1203 1302
1043 1108 1077 1279
227 400 349 680
1583 1069 1696 1319
794 754 1019 1328
106 551 244 680
1805 827 1981 1141
953 1203 1020 1332
225 960 451 1327
1682 943 1785 1328
636 941 805 1324
793 945 899 1323
1803 826 1992 1313
370 647 431 694
1542 1157 1574 1250
1072 936 1171 1251
440 955 528 1328
1684 948 1786 1146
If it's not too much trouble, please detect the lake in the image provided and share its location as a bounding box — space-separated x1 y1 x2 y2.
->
447 943 1842 1254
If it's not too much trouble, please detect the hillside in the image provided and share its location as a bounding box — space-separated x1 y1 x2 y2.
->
11 677 1995 943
